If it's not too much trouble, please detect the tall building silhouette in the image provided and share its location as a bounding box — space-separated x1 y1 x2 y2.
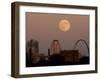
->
26 39 39 66
50 40 61 55
31 40 39 54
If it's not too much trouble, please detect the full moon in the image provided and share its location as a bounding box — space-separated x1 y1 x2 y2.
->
58 19 70 32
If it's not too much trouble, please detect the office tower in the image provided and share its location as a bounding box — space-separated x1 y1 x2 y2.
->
50 40 61 55
48 48 50 57
26 39 39 65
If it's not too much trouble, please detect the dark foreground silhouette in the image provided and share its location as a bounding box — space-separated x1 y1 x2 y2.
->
26 53 89 67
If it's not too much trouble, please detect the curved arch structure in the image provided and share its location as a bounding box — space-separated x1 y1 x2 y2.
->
73 39 89 56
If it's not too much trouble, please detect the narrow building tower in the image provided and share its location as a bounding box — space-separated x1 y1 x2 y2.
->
50 40 61 55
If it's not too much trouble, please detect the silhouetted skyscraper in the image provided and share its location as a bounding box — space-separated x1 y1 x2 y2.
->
50 40 61 55
48 48 50 56
26 39 39 66
31 40 39 54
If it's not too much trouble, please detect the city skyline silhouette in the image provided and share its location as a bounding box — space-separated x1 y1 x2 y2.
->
26 39 89 67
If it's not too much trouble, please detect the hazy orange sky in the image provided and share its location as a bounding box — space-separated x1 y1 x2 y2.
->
26 12 89 57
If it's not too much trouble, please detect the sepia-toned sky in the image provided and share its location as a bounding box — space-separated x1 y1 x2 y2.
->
26 12 89 57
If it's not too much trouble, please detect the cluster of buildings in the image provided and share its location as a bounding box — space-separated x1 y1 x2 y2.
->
48 40 79 64
26 39 80 67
